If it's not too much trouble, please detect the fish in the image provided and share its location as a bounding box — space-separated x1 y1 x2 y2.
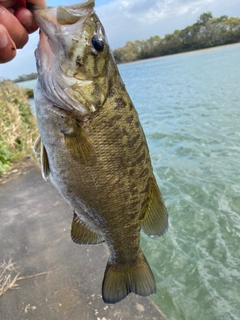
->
31 0 168 304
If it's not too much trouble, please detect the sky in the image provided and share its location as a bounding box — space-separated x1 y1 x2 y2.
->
0 0 239 80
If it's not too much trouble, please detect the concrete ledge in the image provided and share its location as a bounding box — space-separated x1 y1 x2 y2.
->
0 162 167 320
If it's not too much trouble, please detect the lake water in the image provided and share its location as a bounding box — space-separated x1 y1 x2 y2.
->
18 44 240 320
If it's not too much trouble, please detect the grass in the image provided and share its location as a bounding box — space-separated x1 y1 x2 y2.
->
0 260 19 296
0 260 50 297
0 80 38 175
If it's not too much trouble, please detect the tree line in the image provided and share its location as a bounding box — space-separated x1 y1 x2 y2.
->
113 12 240 63
13 72 38 83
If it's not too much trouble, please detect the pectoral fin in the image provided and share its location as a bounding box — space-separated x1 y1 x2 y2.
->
71 211 104 245
64 125 96 166
33 135 50 180
33 135 41 155
41 143 50 181
141 177 168 236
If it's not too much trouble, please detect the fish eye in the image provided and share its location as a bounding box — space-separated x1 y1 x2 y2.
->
91 35 104 52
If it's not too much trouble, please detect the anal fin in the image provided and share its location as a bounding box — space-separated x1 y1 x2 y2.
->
141 177 168 236
71 211 104 245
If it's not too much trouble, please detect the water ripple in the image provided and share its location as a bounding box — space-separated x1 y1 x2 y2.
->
120 44 240 320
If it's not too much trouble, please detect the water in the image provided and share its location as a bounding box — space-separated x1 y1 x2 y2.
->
17 79 36 90
17 79 37 114
118 44 240 320
19 44 240 320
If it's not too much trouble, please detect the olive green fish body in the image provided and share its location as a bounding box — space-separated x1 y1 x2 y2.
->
33 0 168 304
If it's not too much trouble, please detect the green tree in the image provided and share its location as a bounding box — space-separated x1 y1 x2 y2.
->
138 36 162 59
198 12 213 26
113 41 138 63
112 12 240 63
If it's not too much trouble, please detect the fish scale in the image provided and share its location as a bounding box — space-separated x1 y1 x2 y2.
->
31 0 168 304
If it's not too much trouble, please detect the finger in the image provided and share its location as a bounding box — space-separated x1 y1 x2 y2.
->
0 24 16 63
15 0 47 34
0 5 28 48
26 0 46 6
15 7 38 34
0 0 18 9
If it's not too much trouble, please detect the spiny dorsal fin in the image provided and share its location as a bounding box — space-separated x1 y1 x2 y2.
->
64 125 96 166
141 177 168 237
41 143 50 181
33 135 41 155
102 251 156 304
71 211 104 245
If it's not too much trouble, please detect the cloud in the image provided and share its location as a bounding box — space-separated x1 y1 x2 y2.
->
97 0 214 25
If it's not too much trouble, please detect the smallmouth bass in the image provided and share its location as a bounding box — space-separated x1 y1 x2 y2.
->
32 0 168 304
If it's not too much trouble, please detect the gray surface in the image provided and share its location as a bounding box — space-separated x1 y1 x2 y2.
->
0 161 167 320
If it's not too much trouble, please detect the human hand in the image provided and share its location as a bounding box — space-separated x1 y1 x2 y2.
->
0 0 46 63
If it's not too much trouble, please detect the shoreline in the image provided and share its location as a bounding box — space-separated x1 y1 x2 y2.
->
117 42 240 66
8 42 240 81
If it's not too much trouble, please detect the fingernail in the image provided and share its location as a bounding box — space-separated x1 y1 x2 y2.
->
0 32 8 48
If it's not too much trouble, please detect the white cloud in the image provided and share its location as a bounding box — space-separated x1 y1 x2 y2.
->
97 0 215 25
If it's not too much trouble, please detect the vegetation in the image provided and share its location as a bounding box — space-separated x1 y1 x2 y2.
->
0 260 19 297
13 72 38 83
0 81 38 175
25 88 34 99
113 12 240 63
0 259 50 296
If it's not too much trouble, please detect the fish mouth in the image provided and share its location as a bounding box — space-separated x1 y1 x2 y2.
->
30 0 96 116
27 0 95 14
30 0 95 67
31 0 109 116
28 0 95 37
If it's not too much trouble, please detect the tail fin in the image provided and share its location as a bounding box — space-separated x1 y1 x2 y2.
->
102 252 156 304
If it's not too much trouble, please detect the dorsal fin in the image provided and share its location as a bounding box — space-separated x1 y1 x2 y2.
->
141 177 168 237
71 211 104 245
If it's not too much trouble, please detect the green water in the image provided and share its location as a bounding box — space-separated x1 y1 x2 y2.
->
119 44 240 320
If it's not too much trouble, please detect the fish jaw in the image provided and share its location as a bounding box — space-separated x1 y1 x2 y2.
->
32 1 95 59
32 0 110 116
